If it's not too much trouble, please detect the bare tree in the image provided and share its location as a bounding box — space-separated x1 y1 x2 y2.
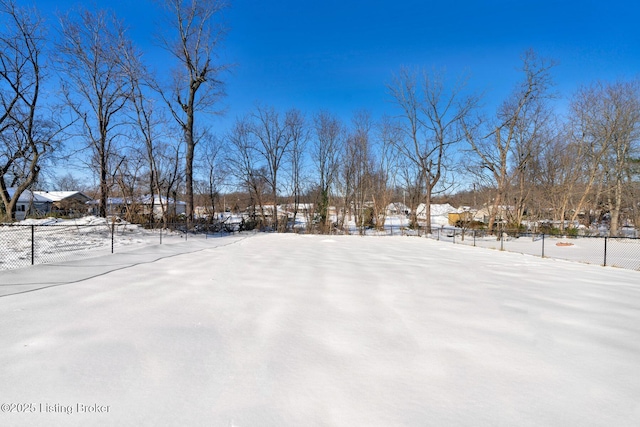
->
601 81 640 235
121 46 174 223
565 84 617 231
113 154 145 222
463 50 555 233
225 117 267 226
312 111 344 232
285 109 307 230
56 7 133 218
389 67 477 233
155 137 184 225
197 133 226 218
54 172 87 192
395 155 424 229
249 105 297 231
526 128 576 228
374 115 402 230
155 0 229 223
342 110 375 234
0 0 62 221
509 105 556 227
569 80 640 235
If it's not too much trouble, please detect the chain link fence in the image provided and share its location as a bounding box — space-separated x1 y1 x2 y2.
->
427 228 640 271
324 223 640 271
2 219 639 272
0 220 230 271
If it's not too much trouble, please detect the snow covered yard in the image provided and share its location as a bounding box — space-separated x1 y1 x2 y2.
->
1 233 639 426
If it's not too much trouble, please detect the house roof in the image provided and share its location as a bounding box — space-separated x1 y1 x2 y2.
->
33 191 92 202
7 188 52 204
415 203 457 216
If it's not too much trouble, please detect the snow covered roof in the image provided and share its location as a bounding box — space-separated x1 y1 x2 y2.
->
7 188 52 204
33 191 92 202
415 203 457 216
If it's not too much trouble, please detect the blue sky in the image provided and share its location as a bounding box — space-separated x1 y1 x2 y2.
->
223 0 640 123
36 0 640 131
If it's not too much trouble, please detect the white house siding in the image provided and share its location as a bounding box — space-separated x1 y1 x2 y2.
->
6 188 52 220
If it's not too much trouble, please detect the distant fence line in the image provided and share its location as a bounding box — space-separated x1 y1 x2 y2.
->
0 222 229 271
1 221 639 272
424 228 640 271
323 224 640 271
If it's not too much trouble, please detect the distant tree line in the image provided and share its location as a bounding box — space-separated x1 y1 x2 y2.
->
1 1 638 235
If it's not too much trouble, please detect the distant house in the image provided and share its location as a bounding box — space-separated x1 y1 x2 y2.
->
194 206 211 218
386 202 410 216
472 205 514 226
473 207 491 224
5 188 52 220
280 203 314 218
34 191 93 217
138 195 186 219
86 197 129 216
415 203 457 226
259 204 288 220
87 195 186 219
447 207 476 226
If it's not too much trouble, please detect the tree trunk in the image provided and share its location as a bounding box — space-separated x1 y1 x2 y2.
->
185 108 195 225
610 175 623 236
424 182 433 234
100 153 108 218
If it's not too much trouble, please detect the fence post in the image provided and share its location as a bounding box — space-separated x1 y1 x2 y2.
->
473 229 476 247
541 233 545 258
31 224 35 265
452 231 455 244
111 221 115 254
603 237 608 266
160 226 163 245
500 232 504 251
